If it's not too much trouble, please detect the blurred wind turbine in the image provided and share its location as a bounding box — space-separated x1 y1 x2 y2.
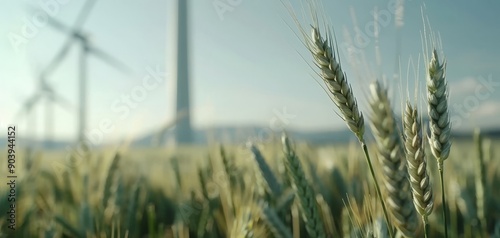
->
16 63 72 148
172 0 193 145
30 0 132 148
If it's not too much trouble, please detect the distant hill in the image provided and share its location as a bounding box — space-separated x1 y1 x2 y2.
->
2 124 499 149
131 125 359 147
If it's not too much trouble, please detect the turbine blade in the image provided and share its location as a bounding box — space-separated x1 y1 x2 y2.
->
40 16 75 76
48 91 73 111
15 93 43 120
42 41 73 77
39 0 98 77
25 4 71 33
89 46 132 74
46 16 73 34
73 0 99 30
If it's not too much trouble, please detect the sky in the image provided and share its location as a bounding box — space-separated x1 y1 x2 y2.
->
1 0 499 144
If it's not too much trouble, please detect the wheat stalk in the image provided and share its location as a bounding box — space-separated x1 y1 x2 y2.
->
282 134 326 238
368 81 419 237
300 21 393 237
220 146 241 189
126 178 142 237
403 102 434 237
261 202 293 238
103 153 120 208
249 144 283 197
286 2 394 234
316 193 339 236
427 49 451 237
474 128 487 236
230 190 266 238
230 206 256 238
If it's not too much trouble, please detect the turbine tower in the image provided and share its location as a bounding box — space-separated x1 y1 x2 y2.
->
174 0 193 144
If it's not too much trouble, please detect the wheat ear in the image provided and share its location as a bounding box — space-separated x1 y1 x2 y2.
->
403 102 434 237
282 134 326 238
427 49 451 237
368 81 419 237
308 26 365 141
306 24 393 237
249 144 283 197
427 49 451 166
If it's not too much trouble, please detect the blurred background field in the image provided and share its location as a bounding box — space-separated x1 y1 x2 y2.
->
1 136 499 237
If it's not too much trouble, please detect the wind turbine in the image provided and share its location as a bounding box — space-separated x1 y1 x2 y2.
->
16 64 72 149
172 0 193 145
34 0 132 147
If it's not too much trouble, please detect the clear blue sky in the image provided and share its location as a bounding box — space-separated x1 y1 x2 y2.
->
1 0 499 143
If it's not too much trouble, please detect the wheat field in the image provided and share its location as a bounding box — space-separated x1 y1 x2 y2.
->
2 1 500 238
0 137 499 237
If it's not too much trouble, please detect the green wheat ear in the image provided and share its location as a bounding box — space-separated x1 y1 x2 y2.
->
282 133 326 238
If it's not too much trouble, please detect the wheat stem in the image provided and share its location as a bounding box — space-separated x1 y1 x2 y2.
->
423 216 430 238
361 142 395 238
474 128 487 237
439 167 446 236
261 203 293 238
